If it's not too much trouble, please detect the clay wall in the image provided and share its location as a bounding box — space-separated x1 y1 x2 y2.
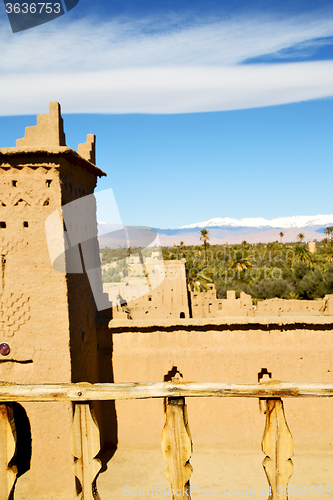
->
308 241 317 253
107 317 333 455
0 156 77 498
256 295 333 316
106 260 190 319
191 287 253 317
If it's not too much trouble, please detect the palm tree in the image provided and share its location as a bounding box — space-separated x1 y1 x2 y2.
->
199 229 210 265
294 244 313 266
228 250 253 280
118 258 131 278
324 226 333 241
297 233 305 244
325 252 333 263
178 240 185 259
279 231 284 244
186 258 213 292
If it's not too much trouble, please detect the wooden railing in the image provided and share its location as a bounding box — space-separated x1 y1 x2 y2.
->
1 379 333 500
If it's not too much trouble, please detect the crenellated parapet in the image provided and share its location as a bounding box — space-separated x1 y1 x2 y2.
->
78 134 96 165
16 102 66 148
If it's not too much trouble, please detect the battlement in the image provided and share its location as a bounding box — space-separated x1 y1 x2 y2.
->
0 102 105 177
16 102 66 148
78 134 96 165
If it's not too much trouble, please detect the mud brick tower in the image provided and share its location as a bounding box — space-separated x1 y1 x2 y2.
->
0 102 107 498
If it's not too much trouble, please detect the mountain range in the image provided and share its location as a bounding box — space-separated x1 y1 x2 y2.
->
177 215 333 230
98 215 333 247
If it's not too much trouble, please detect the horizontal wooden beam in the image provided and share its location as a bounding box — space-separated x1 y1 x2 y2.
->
1 381 333 402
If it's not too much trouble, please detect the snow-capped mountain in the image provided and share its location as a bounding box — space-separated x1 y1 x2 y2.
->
97 215 333 246
178 215 333 229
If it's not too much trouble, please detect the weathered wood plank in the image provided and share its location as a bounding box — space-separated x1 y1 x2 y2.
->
71 403 102 500
1 381 333 401
161 397 193 500
0 404 18 500
262 399 294 500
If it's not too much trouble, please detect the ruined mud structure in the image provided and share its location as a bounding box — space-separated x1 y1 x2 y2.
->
105 260 333 320
107 260 190 320
1 103 333 499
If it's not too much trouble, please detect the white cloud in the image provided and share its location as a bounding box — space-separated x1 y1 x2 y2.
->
1 10 333 114
1 62 333 115
1 11 333 72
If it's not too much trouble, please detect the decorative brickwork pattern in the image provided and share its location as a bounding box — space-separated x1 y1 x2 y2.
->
0 237 24 256
0 292 30 338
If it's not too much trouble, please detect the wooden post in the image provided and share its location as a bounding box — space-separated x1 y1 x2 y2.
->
161 376 193 500
71 403 102 500
262 399 294 500
0 404 18 500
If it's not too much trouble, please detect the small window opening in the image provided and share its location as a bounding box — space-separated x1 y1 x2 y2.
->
23 221 29 228
12 180 17 187
43 199 49 206
46 180 52 187
0 222 6 228
180 312 185 318
148 295 152 301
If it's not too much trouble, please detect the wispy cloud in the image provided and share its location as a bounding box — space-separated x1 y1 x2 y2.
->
1 9 333 114
244 36 333 63
2 61 333 115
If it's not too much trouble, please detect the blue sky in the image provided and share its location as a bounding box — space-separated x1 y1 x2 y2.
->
0 0 333 228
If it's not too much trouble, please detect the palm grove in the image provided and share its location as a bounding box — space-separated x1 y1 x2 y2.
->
162 228 333 302
99 228 333 302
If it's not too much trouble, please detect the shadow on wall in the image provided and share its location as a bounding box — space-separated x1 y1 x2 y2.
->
1 403 32 498
95 326 118 472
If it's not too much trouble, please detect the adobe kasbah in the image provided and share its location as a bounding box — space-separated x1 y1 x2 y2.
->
1 103 333 499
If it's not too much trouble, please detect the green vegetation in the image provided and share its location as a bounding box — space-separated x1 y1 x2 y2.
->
199 228 210 265
99 246 160 283
102 265 122 283
324 227 333 241
99 227 333 301
161 235 333 301
185 257 213 292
